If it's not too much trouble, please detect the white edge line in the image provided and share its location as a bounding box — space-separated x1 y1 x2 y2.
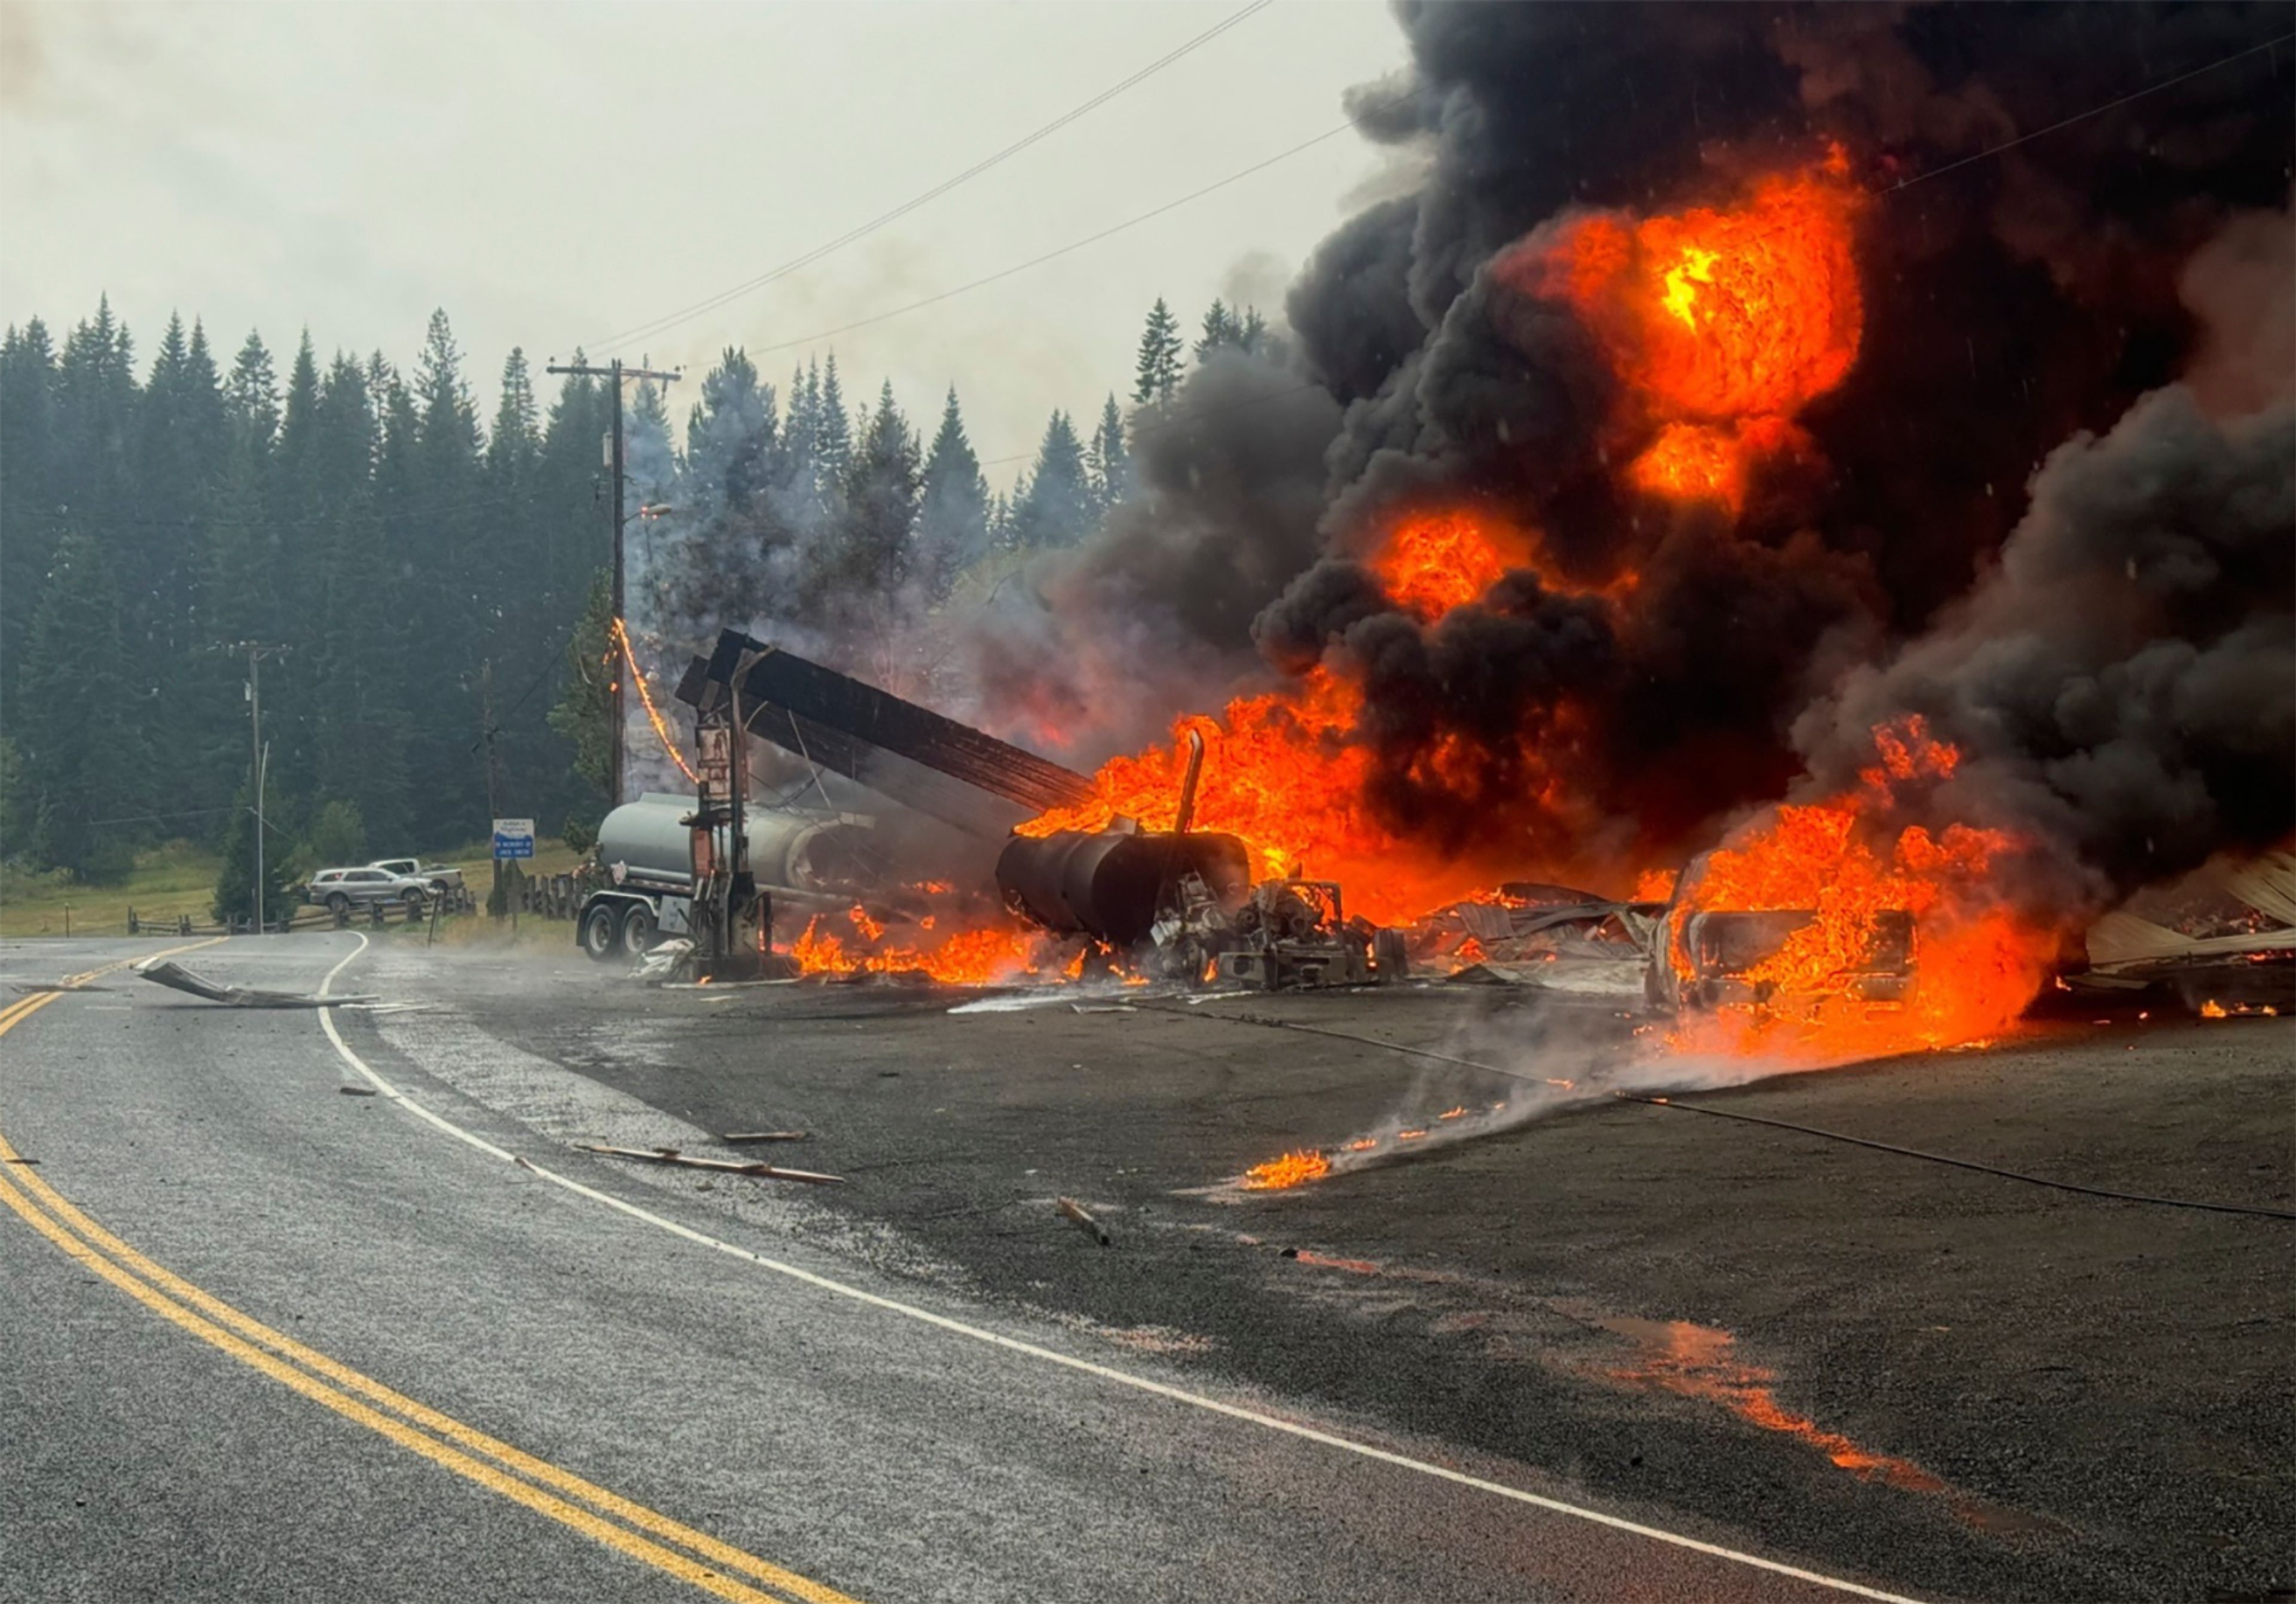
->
316 934 1930 1604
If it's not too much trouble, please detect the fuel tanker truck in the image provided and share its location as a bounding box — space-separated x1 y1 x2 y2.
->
576 793 875 960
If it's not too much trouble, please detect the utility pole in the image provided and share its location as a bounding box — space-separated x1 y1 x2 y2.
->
546 357 681 808
478 657 503 917
224 642 286 934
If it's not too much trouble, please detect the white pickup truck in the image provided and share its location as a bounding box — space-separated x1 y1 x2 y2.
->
367 858 467 895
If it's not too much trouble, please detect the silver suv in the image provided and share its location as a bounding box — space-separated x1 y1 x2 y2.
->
307 865 433 914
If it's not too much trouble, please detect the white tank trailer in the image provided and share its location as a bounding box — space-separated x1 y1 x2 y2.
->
576 793 875 960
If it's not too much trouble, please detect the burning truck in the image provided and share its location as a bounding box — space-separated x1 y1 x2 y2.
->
578 627 1416 989
585 625 1973 1032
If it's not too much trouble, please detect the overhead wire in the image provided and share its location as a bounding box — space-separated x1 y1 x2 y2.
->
737 26 2288 465
583 0 1277 353
1888 29 2294 193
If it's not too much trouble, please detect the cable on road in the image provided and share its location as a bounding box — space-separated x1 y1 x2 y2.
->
1158 1003 2296 1221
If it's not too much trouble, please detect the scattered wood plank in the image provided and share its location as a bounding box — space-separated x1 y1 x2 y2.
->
1057 1196 1111 1246
720 1130 808 1143
574 1142 844 1185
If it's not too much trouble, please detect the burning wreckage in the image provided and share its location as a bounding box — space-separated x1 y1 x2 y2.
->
578 629 1414 990
577 626 1973 1019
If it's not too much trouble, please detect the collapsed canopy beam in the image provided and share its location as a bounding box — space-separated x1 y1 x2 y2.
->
676 630 1094 837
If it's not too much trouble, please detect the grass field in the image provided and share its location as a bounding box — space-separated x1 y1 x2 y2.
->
0 834 594 940
0 840 226 938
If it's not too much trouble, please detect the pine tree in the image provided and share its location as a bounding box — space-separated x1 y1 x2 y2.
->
404 309 487 843
210 766 297 926
0 737 26 864
1 319 60 687
18 530 147 880
53 297 139 572
548 570 616 809
1086 394 1130 514
224 330 280 452
304 354 413 849
1132 298 1183 405
836 379 921 594
487 347 540 486
684 346 773 511
986 488 1015 553
816 353 853 485
917 386 990 596
1194 299 1238 364
135 313 228 670
1009 410 1095 549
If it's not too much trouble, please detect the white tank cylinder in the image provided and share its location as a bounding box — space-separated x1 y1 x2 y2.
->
596 794 871 895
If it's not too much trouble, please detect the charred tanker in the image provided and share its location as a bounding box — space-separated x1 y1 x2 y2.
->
994 828 1252 951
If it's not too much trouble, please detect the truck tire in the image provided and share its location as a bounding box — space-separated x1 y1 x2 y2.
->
325 893 350 916
618 903 657 958
1373 926 1410 983
403 890 428 917
579 902 622 962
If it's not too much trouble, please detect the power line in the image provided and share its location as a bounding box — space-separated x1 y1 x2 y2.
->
1888 29 2294 194
582 0 1275 352
747 117 1376 361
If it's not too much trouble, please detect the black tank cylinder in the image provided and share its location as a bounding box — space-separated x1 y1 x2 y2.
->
996 831 1251 947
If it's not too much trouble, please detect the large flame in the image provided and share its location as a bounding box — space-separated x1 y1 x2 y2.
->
1670 717 2056 1062
788 905 1048 986
1016 510 1546 923
1537 151 1862 513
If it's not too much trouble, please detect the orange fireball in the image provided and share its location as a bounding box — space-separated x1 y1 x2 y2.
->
1368 508 1522 619
1530 153 1863 513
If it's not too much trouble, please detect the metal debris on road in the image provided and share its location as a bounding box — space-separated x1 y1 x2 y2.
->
574 1142 845 1185
1057 1196 1112 1246
720 1130 809 1143
135 959 378 1009
338 1085 379 1097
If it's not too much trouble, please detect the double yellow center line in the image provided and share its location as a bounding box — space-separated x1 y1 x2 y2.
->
0 949 860 1604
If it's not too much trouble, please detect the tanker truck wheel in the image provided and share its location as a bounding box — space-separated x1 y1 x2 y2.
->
579 902 622 962
1372 926 1410 983
618 903 657 959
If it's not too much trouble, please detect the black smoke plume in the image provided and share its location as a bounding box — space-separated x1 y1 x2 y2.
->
990 1 2292 905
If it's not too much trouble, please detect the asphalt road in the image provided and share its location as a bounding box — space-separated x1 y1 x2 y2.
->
432 937 2293 1604
0 934 1935 1604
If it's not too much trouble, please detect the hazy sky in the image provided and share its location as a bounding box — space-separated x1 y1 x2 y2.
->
1 0 1414 482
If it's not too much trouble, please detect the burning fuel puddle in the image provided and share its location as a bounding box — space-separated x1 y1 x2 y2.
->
1257 1241 2059 1540
1564 1306 2062 1538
